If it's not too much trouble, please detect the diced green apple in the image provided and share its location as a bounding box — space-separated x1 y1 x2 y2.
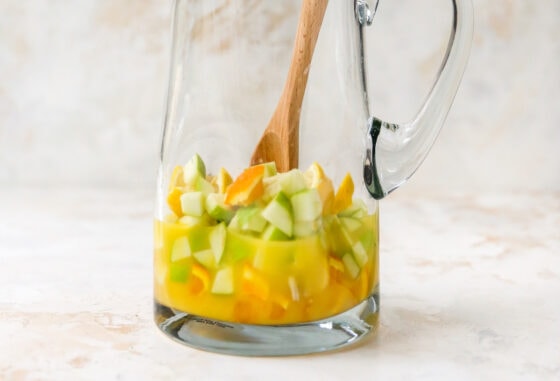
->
183 153 206 184
193 249 216 269
339 198 368 218
194 176 215 194
237 206 267 233
352 241 368 267
263 169 307 200
291 189 322 222
180 192 205 217
340 216 362 232
209 223 227 264
170 236 191 262
178 215 211 227
324 216 353 255
169 260 190 283
205 193 234 223
293 220 319 238
342 253 360 279
261 192 293 237
211 267 234 295
261 225 290 241
261 162 278 177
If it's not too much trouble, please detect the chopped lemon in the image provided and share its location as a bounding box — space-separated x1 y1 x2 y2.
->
213 167 233 194
167 187 184 216
333 173 354 213
305 162 334 214
169 165 185 191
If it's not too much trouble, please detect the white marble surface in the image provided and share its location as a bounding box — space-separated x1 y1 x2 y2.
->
1 188 558 380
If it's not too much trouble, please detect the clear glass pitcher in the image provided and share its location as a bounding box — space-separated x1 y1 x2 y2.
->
154 0 473 355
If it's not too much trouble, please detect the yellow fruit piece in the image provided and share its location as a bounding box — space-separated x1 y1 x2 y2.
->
167 187 183 216
333 173 354 213
328 257 345 273
214 167 233 194
191 263 210 293
169 165 185 191
224 164 265 206
305 162 335 215
241 265 270 301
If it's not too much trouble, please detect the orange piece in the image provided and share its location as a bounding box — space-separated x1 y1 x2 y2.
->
169 165 185 191
241 265 270 301
190 264 210 294
166 187 183 216
333 173 354 213
224 164 265 206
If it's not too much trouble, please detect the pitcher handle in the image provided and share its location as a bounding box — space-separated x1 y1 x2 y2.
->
360 0 474 199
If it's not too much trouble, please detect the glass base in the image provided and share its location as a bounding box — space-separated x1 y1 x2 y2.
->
154 292 379 356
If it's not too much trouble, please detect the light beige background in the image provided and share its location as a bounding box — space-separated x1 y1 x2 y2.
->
1 0 559 192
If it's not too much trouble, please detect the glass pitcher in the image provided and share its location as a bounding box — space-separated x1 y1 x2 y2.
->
153 0 473 356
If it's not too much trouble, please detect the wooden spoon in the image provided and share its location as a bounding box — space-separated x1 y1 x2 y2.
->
250 0 329 172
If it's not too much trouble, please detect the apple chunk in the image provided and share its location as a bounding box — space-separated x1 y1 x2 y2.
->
261 192 293 237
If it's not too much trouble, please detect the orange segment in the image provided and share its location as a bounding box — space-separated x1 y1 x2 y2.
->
167 187 183 216
190 264 210 295
169 165 185 191
224 164 265 206
241 265 270 301
333 173 354 213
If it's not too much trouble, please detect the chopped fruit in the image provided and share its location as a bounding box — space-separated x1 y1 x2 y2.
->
236 206 267 233
333 173 354 213
242 265 270 300
342 253 360 279
352 241 368 267
167 187 184 216
169 260 190 283
324 216 353 255
155 155 378 325
261 225 290 241
339 198 368 218
340 216 361 232
212 267 234 295
304 162 335 214
291 189 322 222
193 176 215 194
193 249 215 269
224 164 265 206
169 165 185 191
288 276 300 301
209 223 227 264
180 192 205 217
261 162 278 177
328 257 345 273
214 167 233 194
293 220 319 238
171 236 191 262
261 192 293 237
263 169 307 200
191 263 210 292
205 193 234 223
178 215 211 227
183 153 206 184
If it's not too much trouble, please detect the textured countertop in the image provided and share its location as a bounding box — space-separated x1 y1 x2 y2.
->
1 188 559 380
